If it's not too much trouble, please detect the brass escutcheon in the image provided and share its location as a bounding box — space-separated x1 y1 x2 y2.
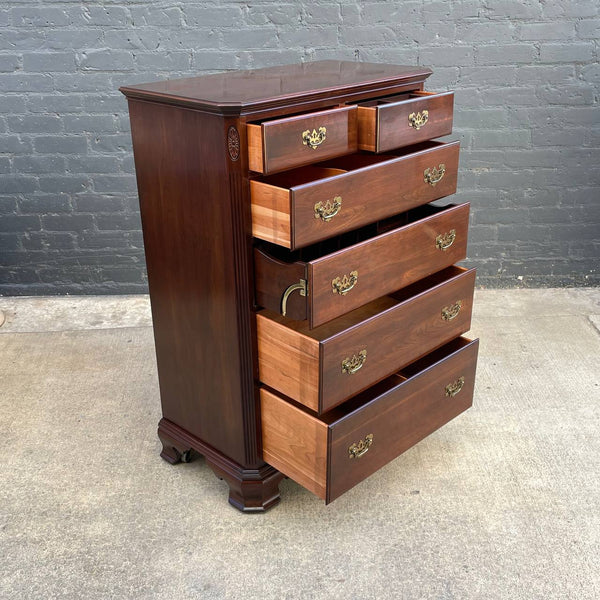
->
445 376 465 398
436 229 456 251
441 300 463 321
424 163 446 187
348 433 374 459
341 349 367 375
332 270 358 295
302 126 327 149
314 196 342 221
408 109 429 130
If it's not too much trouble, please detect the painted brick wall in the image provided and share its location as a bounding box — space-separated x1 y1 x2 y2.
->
0 1 598 294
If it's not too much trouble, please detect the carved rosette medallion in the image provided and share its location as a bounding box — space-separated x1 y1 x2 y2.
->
227 126 240 161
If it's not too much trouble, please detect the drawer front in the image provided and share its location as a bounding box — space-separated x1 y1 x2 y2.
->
260 337 479 503
251 141 460 250
309 202 469 327
358 91 454 153
256 265 475 414
319 267 475 413
248 105 358 174
327 337 478 502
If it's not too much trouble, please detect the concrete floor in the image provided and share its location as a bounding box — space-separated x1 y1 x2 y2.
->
0 289 599 600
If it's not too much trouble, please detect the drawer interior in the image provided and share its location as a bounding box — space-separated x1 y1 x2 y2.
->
260 265 469 341
255 199 452 265
321 336 475 424
353 90 436 107
252 140 447 189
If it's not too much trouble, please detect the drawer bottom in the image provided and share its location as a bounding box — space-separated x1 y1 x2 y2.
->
261 337 479 503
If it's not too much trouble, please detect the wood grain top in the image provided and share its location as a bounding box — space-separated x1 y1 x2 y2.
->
119 60 432 114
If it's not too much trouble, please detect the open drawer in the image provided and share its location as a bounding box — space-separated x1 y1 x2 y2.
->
247 105 357 175
261 336 479 503
355 91 454 153
251 140 460 249
254 202 470 329
257 265 475 414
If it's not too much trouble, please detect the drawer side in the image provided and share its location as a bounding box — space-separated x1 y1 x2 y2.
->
260 388 328 499
257 313 320 411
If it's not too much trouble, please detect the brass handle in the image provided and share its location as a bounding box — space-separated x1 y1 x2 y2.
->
332 270 358 295
280 279 307 317
349 433 373 459
436 229 456 251
302 126 327 149
314 196 342 221
408 110 429 130
341 349 367 375
445 376 465 398
424 163 446 187
441 300 462 321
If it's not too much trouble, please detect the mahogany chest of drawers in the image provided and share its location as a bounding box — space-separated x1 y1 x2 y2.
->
121 61 478 511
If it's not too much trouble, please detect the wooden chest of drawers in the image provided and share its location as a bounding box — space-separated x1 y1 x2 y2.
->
121 61 478 511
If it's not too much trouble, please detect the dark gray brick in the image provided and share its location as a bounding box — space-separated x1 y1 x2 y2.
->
22 232 76 251
0 233 21 252
0 175 39 193
221 28 279 50
68 156 121 174
26 94 84 114
11 7 69 27
33 135 87 154
96 213 141 231
23 52 75 72
520 22 575 40
77 49 135 71
540 43 595 63
0 215 41 233
477 44 537 65
186 5 242 27
38 175 89 194
18 194 71 214
0 73 54 92
92 175 137 194
13 155 65 173
42 214 94 232
74 195 125 213
577 19 600 39
135 52 191 71
8 114 62 134
74 6 130 27
487 1 542 19
62 115 115 133
0 55 19 72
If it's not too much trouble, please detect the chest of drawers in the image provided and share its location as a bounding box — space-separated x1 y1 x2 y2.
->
121 61 478 511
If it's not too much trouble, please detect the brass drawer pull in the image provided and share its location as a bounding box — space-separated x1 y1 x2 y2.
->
445 376 465 398
302 126 327 149
408 109 429 130
424 163 445 187
314 196 342 221
341 349 367 374
441 300 462 321
332 270 358 295
280 279 307 317
435 229 456 251
349 433 373 459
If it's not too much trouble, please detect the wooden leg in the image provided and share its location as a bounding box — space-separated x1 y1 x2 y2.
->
206 458 284 513
158 429 193 465
157 418 284 512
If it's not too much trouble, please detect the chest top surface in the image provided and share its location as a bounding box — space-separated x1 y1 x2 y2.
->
119 60 432 114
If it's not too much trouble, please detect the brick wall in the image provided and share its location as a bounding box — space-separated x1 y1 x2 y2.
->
0 1 598 294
